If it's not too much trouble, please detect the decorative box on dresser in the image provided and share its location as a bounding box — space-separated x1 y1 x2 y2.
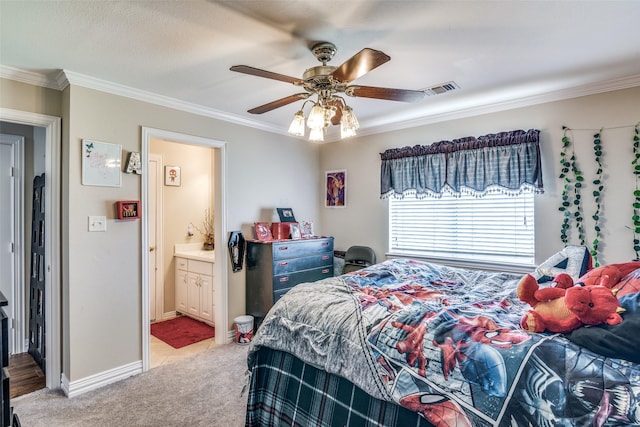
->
246 236 334 326
174 244 215 325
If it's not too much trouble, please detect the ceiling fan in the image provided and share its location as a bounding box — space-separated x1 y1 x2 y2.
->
230 42 426 141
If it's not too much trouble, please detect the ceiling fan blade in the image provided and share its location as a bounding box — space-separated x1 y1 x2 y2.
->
230 65 303 85
331 48 391 83
345 85 426 102
247 93 310 114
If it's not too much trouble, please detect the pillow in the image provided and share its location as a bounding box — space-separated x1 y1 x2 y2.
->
566 292 640 363
531 245 592 283
613 267 640 298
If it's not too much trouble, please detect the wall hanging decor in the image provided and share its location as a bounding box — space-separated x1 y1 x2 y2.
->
164 165 181 186
325 169 346 207
82 139 122 187
125 151 142 174
590 131 604 266
228 231 246 272
558 128 585 247
116 200 141 220
632 124 640 260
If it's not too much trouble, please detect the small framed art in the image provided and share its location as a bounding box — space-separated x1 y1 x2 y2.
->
325 169 346 208
254 222 273 241
165 166 181 186
116 200 140 220
300 220 314 238
276 208 296 222
289 223 301 239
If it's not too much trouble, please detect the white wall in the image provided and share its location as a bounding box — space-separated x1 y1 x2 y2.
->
320 86 640 266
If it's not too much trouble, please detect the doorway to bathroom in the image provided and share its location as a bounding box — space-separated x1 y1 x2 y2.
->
141 127 227 372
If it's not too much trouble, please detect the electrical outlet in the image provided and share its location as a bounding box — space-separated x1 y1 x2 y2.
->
88 216 107 232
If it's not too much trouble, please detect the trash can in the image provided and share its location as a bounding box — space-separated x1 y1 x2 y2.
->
234 315 254 345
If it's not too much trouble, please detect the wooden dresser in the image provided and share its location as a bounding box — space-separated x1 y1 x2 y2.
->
246 237 334 325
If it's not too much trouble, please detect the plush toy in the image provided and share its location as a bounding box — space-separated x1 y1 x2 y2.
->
517 272 625 334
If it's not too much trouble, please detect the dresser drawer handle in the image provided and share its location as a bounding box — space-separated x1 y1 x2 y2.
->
321 255 330 260
322 268 330 274
279 261 289 266
278 246 289 251
321 242 329 246
279 277 289 282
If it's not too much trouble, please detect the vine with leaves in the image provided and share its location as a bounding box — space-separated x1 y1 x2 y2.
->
633 124 640 260
590 130 603 266
558 127 586 246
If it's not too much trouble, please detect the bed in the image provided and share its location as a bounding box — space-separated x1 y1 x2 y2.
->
244 257 640 426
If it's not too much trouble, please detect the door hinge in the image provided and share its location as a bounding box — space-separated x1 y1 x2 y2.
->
10 166 14 177
10 242 14 253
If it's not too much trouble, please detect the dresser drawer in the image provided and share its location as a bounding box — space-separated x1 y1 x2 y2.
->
272 252 333 275
271 238 334 260
273 265 334 291
188 259 214 276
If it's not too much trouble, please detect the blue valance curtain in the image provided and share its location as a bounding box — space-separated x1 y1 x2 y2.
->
380 129 543 198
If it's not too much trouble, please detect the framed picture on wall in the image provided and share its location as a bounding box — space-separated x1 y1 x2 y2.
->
164 165 181 186
325 169 346 208
82 139 122 187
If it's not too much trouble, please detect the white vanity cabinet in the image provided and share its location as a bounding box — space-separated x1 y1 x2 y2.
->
175 256 214 324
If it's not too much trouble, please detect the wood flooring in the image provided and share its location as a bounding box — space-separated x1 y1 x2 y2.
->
8 353 45 398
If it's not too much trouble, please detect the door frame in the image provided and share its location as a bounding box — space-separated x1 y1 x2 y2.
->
0 108 62 390
141 127 228 372
148 153 164 322
0 133 24 355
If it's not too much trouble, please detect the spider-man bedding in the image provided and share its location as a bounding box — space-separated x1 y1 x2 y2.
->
245 258 640 426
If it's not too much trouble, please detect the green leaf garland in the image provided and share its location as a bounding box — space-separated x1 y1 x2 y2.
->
558 127 585 246
591 130 603 266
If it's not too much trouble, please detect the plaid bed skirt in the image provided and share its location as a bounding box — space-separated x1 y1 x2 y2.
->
245 347 434 427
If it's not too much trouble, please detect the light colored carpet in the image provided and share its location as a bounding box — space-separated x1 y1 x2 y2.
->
12 343 250 427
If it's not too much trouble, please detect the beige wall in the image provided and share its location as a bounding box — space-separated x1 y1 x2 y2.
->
61 85 323 380
320 86 640 267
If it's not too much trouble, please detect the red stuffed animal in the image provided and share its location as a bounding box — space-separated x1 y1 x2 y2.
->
517 272 625 334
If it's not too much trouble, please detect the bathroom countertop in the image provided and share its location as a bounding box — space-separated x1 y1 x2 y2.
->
174 243 215 262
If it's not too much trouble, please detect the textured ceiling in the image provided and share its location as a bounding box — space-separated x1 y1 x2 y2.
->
1 1 639 141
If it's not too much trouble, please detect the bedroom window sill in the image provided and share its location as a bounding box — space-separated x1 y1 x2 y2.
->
385 252 535 275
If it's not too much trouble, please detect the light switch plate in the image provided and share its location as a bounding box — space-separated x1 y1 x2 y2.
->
88 216 107 232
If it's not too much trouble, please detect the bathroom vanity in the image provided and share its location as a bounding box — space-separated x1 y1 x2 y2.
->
174 244 215 325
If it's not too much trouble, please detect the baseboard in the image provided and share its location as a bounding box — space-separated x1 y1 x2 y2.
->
61 360 142 398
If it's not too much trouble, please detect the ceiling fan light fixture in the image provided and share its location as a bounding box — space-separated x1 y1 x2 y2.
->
288 110 306 136
340 105 359 139
307 103 325 130
309 127 324 142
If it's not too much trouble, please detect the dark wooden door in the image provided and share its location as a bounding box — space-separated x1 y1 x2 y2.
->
28 173 45 373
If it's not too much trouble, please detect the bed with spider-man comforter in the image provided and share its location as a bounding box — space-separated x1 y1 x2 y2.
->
245 258 640 426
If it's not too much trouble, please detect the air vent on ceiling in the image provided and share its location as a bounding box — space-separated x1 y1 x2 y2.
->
423 81 459 96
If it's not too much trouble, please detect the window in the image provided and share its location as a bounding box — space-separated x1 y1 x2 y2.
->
389 191 535 268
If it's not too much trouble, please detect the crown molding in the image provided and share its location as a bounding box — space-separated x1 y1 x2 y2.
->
0 65 62 90
360 73 640 137
2 65 639 141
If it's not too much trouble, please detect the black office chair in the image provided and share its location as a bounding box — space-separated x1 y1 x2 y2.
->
343 246 377 273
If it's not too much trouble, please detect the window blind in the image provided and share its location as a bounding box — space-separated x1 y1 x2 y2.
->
389 192 535 267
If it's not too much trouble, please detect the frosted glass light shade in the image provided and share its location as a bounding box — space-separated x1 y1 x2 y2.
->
288 110 305 136
306 103 325 130
340 106 359 139
309 127 324 142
